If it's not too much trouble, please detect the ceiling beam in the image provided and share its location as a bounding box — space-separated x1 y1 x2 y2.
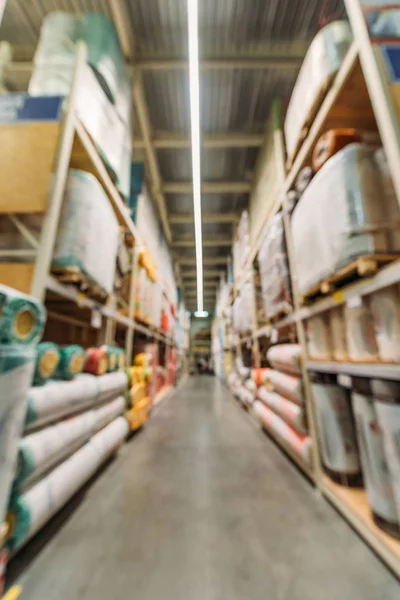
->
169 212 239 225
178 257 228 265
163 181 251 194
133 133 264 150
136 56 303 71
173 237 232 248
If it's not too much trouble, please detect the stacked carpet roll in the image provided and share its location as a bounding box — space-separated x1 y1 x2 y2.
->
252 344 312 467
33 343 60 385
0 286 46 530
8 417 129 552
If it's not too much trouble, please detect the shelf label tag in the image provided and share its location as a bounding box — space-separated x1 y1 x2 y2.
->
338 374 352 388
347 295 362 309
91 308 102 329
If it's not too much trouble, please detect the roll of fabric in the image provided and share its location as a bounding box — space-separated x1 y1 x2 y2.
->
0 346 35 529
126 397 149 431
266 344 302 375
57 345 85 380
101 345 117 372
25 371 128 431
257 387 307 434
264 370 304 406
8 417 129 552
84 347 108 376
33 342 60 386
251 368 271 387
16 396 126 490
252 401 312 465
130 382 147 407
0 285 46 346
115 348 126 370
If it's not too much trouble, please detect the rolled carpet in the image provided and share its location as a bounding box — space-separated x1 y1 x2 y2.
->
16 396 126 489
101 345 118 372
0 285 46 345
257 388 307 434
115 347 126 370
84 347 108 376
252 400 312 465
264 369 304 406
266 344 302 376
8 417 129 552
33 342 60 386
25 371 128 431
0 345 35 528
57 345 85 380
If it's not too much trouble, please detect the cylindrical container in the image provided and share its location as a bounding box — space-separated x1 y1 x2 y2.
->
33 342 60 386
0 346 35 528
370 287 400 362
265 370 304 406
84 347 108 376
0 285 46 345
57 345 85 379
344 300 379 361
351 378 400 538
329 306 348 361
311 373 361 484
257 387 307 434
266 344 302 375
372 379 400 524
307 314 332 360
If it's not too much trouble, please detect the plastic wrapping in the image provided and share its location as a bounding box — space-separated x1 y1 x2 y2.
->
344 299 378 361
257 387 306 434
329 306 348 361
351 379 399 534
372 379 400 523
292 144 395 295
265 369 303 406
266 344 302 376
16 396 125 489
311 374 360 479
53 170 119 295
0 285 46 346
252 401 312 465
284 21 352 161
307 315 332 360
257 213 292 320
33 342 60 386
0 346 35 528
375 148 400 252
57 345 85 380
25 371 128 431
370 287 400 362
8 417 129 552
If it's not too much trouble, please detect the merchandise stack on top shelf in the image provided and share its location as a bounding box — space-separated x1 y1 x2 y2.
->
216 2 400 576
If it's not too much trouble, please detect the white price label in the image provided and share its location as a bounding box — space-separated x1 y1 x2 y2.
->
338 374 352 388
91 308 102 329
347 295 362 309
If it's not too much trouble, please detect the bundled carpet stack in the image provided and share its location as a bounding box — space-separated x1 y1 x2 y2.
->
0 285 45 534
252 344 313 467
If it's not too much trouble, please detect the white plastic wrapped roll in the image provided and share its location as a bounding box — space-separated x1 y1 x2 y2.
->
17 396 125 489
307 314 332 360
311 374 360 478
257 387 306 434
26 371 128 431
352 379 399 532
9 417 129 552
265 370 303 406
329 306 348 361
370 287 400 362
252 401 312 465
266 344 302 375
344 299 378 361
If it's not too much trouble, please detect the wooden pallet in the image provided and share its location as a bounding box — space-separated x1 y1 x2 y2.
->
51 266 109 302
300 254 399 305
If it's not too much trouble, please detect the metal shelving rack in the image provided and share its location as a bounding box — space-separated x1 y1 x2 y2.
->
220 0 400 576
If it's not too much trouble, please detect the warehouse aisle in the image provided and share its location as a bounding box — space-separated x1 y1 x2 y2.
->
8 376 399 599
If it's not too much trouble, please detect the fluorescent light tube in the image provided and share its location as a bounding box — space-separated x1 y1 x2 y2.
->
194 311 209 318
187 0 203 313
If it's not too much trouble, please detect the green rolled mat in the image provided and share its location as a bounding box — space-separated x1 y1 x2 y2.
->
33 342 61 386
7 494 31 552
56 345 85 380
0 284 46 345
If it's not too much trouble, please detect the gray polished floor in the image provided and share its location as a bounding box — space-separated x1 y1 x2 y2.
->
9 376 400 599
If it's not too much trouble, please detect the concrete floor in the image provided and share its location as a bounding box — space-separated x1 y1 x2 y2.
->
8 376 400 599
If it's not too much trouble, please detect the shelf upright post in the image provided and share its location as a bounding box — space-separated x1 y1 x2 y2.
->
30 43 87 301
274 127 322 483
125 244 139 367
344 0 400 206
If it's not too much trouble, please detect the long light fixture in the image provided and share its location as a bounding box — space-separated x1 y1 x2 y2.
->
187 0 203 313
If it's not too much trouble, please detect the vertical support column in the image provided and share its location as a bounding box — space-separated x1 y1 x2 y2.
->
125 245 139 367
344 0 400 205
31 43 87 301
274 128 322 482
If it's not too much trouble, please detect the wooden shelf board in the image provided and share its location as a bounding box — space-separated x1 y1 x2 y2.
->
322 475 400 577
307 360 400 380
